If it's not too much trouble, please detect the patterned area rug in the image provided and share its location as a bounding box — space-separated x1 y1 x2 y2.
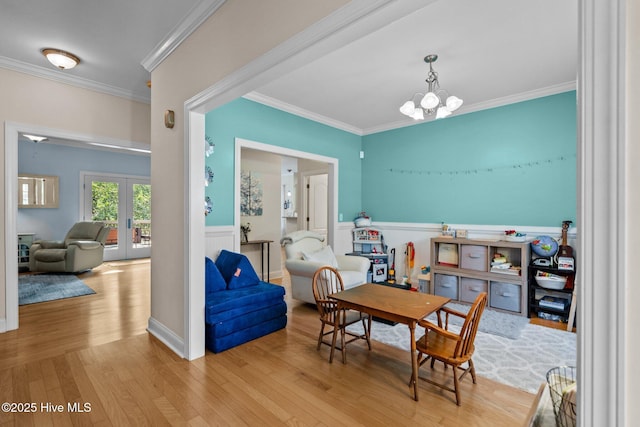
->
348 319 576 393
19 274 96 305
426 302 530 339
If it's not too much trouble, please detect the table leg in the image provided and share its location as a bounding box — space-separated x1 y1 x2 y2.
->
260 242 265 281
409 321 419 401
266 241 270 282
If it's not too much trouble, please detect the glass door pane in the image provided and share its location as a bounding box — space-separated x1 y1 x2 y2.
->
130 181 152 255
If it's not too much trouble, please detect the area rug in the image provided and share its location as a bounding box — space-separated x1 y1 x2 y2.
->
19 274 96 305
347 320 576 393
426 302 530 340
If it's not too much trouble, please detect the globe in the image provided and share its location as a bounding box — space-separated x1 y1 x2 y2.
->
531 235 559 257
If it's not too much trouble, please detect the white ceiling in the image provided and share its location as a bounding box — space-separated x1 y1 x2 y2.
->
0 0 578 137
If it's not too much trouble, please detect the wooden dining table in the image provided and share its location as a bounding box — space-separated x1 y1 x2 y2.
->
329 283 450 401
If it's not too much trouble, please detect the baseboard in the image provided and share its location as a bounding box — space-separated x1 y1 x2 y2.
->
147 316 185 358
0 318 6 333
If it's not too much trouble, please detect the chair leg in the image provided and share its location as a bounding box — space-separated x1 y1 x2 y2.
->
317 321 326 351
329 322 339 363
469 359 477 384
453 365 461 406
341 325 348 364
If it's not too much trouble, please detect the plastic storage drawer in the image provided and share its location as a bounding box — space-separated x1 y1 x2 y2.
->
434 274 458 300
490 281 521 312
460 245 488 271
460 278 488 303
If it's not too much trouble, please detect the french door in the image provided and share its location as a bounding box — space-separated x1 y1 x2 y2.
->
82 173 151 261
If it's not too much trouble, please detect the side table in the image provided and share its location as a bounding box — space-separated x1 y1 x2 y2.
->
240 239 273 282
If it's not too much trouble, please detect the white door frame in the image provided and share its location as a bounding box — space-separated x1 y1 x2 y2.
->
4 122 149 331
234 138 337 251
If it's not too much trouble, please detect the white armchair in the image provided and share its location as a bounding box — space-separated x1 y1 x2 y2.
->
281 231 370 304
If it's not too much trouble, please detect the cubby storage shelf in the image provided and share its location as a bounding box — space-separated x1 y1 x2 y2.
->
528 265 576 324
430 237 531 317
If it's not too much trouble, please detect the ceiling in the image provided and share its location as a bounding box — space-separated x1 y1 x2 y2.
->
1 0 578 138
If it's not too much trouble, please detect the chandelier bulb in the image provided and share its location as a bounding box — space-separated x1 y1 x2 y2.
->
420 92 440 110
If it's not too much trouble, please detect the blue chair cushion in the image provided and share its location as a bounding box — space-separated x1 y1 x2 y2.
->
205 257 227 294
215 249 260 289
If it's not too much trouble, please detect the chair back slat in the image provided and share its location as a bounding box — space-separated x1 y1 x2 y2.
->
312 266 345 323
453 292 487 359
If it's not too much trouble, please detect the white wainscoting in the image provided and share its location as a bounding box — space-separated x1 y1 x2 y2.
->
352 222 575 284
204 222 574 286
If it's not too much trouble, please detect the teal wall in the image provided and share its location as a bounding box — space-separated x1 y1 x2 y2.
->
362 91 577 226
205 98 363 225
205 92 576 228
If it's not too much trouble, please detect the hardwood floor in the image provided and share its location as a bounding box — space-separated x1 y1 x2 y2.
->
1 260 536 426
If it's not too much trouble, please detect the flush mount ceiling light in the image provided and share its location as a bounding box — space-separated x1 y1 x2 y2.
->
23 134 48 143
399 54 463 120
41 48 80 70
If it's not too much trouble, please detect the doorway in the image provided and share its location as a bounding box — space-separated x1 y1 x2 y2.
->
304 173 328 238
82 173 151 260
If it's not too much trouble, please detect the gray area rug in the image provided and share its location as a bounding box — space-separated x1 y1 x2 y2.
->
19 274 96 305
348 319 576 393
427 302 529 340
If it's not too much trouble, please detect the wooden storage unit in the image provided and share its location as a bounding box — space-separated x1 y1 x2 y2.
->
430 237 530 316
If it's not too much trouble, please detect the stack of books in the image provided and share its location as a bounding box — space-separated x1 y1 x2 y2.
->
490 254 521 275
538 296 570 310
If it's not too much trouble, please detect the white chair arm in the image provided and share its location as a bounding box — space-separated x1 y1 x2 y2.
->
336 254 370 273
285 259 328 277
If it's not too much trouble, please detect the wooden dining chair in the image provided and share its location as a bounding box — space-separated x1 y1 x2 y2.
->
412 292 488 405
312 266 371 363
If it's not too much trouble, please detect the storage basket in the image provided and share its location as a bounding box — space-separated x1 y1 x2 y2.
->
354 216 371 227
546 366 577 427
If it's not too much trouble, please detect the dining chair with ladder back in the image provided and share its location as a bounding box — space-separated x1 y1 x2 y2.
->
312 266 372 363
411 291 488 405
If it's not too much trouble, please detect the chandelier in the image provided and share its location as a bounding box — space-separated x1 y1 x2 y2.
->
399 54 463 120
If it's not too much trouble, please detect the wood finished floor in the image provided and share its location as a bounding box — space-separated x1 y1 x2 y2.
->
1 260 536 426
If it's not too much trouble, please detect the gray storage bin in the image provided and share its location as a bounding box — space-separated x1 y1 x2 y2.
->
434 273 458 300
460 278 488 303
460 245 488 271
490 281 521 312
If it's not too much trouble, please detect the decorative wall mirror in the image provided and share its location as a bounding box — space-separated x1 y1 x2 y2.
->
18 174 59 208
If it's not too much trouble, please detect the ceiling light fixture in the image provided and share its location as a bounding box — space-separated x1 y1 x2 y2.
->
41 48 80 70
23 134 48 143
399 54 463 120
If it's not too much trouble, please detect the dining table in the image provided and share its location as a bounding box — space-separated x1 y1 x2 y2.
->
329 283 450 401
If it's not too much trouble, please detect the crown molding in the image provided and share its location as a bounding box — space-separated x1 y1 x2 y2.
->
0 55 150 103
141 0 227 72
247 81 577 137
244 92 364 135
359 81 577 135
